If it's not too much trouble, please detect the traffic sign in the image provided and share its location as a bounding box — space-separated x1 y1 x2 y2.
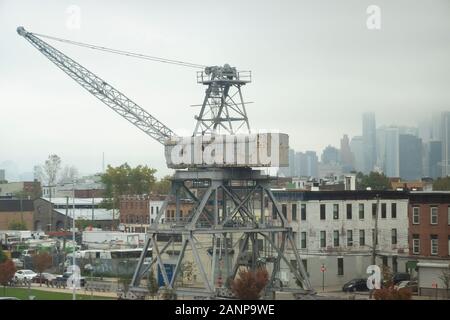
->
320 265 326 273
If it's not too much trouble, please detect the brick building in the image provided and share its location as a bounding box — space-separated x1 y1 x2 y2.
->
0 199 35 230
408 192 450 259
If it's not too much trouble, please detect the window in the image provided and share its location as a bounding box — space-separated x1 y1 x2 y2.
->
358 204 364 220
292 204 297 221
346 204 352 219
282 204 287 219
431 235 438 255
151 207 154 215
412 207 420 224
337 257 344 276
272 204 277 219
391 203 397 219
372 203 377 217
448 207 450 226
320 204 326 220
320 231 326 248
301 232 307 249
333 204 339 220
391 228 397 245
302 259 308 273
381 203 387 219
412 234 420 254
347 230 353 247
301 204 306 221
431 207 438 225
392 256 398 273
359 229 365 246
333 230 339 247
382 256 388 267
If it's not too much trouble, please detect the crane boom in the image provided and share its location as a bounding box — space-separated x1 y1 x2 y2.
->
17 26 177 145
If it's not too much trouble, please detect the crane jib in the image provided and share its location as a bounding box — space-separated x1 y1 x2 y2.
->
17 26 177 145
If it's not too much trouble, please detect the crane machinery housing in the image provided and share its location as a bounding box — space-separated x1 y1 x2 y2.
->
17 26 313 299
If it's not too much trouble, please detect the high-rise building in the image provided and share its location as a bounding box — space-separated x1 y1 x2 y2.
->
278 149 296 177
321 145 340 165
340 134 354 173
362 112 376 173
429 140 442 179
350 136 364 173
440 112 450 176
399 134 423 181
295 151 318 178
384 127 400 177
0 169 5 182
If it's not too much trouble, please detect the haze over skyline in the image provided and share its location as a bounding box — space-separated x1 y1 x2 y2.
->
1 0 450 179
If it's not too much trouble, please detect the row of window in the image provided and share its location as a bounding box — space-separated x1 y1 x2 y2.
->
412 234 450 256
412 206 450 225
121 201 148 210
294 228 398 249
122 215 150 224
275 202 397 221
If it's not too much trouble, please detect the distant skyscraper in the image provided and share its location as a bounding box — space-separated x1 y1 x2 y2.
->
321 145 340 165
440 112 450 177
0 169 5 182
384 127 400 177
429 140 442 179
362 112 376 173
340 134 354 173
399 134 423 180
350 136 364 173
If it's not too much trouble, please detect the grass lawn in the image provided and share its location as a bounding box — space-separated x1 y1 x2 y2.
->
0 287 114 300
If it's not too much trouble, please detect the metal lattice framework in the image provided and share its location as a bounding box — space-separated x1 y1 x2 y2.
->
193 65 251 136
17 27 176 145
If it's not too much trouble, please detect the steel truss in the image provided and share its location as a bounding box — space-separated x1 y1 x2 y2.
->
130 168 312 298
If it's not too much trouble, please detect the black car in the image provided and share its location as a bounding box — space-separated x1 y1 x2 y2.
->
392 272 410 285
342 278 369 292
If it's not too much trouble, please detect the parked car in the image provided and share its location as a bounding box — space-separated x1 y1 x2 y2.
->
392 272 410 285
33 272 58 284
396 280 418 293
0 297 20 300
342 278 370 292
14 269 37 281
55 272 86 287
12 258 24 268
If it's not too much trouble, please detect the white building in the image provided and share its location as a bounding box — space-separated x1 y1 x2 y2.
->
271 190 410 289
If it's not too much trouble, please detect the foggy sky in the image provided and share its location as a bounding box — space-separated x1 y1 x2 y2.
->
1 0 450 179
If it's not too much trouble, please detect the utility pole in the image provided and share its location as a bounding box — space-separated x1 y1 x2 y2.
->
65 196 69 230
372 194 380 265
91 190 94 226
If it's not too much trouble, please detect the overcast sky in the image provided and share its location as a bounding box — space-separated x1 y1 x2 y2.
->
1 0 450 179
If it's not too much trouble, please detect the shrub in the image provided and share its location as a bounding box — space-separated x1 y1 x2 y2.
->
231 268 269 300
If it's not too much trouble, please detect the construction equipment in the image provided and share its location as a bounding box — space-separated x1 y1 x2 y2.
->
17 26 313 299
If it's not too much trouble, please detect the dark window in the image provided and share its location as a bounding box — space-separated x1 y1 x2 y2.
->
346 204 352 219
391 228 397 245
372 203 377 217
301 232 307 249
347 230 353 247
391 203 397 219
382 256 388 267
381 203 387 219
333 204 339 220
320 204 326 220
301 204 306 220
392 256 398 273
333 230 339 247
302 259 308 272
359 229 365 246
358 204 364 219
282 204 287 219
320 231 326 248
272 204 277 219
292 204 297 221
337 258 344 276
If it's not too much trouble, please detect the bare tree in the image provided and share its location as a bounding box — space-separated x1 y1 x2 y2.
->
439 269 450 299
35 154 62 186
59 165 79 183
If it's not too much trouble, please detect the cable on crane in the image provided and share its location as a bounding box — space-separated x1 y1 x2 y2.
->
31 31 207 69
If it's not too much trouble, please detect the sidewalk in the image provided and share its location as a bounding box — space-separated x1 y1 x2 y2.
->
28 283 118 298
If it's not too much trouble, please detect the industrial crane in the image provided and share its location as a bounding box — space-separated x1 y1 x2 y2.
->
17 26 313 299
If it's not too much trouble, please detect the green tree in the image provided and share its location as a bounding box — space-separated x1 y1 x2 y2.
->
433 177 450 191
8 220 28 230
356 172 390 190
0 248 7 264
100 163 157 208
153 175 172 195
